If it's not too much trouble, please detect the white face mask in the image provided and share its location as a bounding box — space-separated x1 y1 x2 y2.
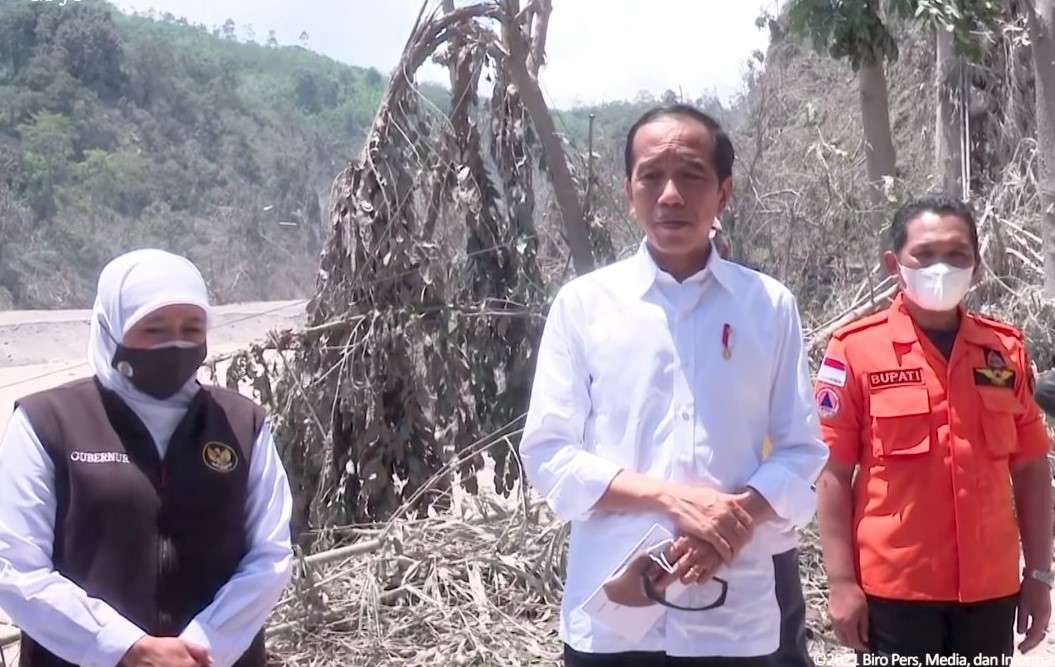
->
898 262 974 312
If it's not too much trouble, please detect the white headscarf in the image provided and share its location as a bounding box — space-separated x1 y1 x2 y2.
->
88 250 212 453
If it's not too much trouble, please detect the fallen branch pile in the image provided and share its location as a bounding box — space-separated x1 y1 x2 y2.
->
266 479 567 666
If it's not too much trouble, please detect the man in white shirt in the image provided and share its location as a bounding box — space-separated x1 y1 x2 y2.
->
520 105 827 666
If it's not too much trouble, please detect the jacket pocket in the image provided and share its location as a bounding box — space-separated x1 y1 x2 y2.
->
869 386 932 459
977 388 1024 458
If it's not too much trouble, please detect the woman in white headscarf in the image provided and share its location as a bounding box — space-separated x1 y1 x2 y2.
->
0 250 293 667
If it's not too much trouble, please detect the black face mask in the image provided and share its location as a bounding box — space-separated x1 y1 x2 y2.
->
111 341 207 400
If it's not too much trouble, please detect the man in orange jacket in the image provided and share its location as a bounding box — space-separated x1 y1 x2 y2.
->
815 195 1052 661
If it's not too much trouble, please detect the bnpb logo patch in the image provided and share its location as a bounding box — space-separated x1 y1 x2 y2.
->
816 387 841 419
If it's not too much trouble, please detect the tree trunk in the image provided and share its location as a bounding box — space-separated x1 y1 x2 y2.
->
527 0 552 76
858 59 898 200
935 27 964 196
1025 0 1055 296
501 2 594 275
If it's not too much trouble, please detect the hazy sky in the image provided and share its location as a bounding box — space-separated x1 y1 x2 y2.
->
114 1 779 108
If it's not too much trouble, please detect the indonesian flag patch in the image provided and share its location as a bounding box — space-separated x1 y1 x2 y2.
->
817 357 847 387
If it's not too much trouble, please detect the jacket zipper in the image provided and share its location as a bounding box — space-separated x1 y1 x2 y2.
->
156 463 168 630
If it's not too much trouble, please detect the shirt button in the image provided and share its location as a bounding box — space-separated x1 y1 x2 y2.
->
680 407 692 421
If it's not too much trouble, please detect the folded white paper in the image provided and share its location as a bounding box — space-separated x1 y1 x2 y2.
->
576 523 690 643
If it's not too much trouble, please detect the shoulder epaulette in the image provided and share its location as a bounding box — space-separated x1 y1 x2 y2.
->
832 310 890 341
969 312 1023 339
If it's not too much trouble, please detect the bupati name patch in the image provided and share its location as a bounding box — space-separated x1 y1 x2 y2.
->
868 368 924 389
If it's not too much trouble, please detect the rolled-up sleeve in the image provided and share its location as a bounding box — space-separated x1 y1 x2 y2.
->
747 291 828 528
520 288 622 522
1014 344 1051 463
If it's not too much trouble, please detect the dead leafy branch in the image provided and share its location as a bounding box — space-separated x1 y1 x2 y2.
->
218 1 613 544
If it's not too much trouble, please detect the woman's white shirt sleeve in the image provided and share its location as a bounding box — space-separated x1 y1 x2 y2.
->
0 407 146 667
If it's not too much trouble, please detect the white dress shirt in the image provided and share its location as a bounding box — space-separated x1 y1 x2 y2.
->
0 395 293 667
520 243 827 657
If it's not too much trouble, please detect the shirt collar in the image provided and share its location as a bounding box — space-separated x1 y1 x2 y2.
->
887 291 1000 348
628 239 735 298
887 292 919 344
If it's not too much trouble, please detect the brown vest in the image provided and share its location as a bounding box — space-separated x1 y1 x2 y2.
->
15 378 268 667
